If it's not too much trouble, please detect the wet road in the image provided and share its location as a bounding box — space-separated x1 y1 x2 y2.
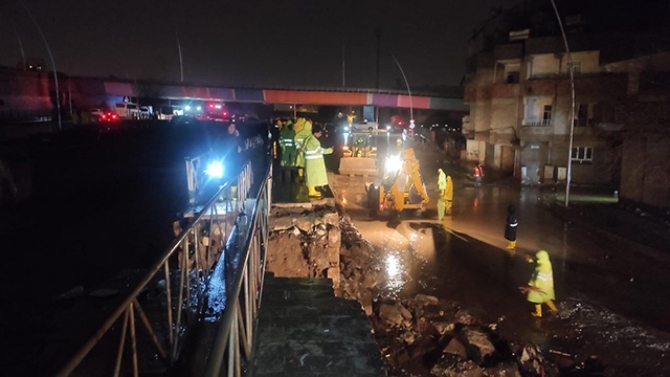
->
329 135 670 376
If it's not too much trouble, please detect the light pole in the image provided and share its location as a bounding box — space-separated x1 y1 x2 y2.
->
392 54 413 124
341 39 346 87
176 31 184 82
13 26 27 71
19 0 62 131
549 0 576 207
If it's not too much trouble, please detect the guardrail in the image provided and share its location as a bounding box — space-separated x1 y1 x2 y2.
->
56 160 270 376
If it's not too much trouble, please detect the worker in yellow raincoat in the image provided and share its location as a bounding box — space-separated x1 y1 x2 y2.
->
293 118 310 178
303 125 333 198
523 250 558 318
437 169 453 220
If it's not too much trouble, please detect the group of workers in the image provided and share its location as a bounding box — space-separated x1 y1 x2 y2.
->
276 118 332 199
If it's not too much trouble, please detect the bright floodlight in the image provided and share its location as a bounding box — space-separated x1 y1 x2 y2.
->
205 161 224 178
185 105 191 111
196 106 202 111
386 125 391 130
385 154 402 173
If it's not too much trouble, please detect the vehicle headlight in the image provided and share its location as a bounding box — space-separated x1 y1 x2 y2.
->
385 155 402 173
196 106 202 111
205 161 224 178
185 105 191 111
386 125 391 130
344 126 350 131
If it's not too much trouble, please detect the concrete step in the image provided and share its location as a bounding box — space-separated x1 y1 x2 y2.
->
253 276 385 377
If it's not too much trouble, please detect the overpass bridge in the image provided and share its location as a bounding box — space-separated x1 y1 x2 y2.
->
0 68 467 121
49 140 384 376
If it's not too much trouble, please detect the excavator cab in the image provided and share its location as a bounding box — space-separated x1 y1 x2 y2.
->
339 131 378 176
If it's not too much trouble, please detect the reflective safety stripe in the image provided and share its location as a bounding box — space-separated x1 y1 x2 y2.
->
305 155 323 160
509 222 518 227
537 272 553 281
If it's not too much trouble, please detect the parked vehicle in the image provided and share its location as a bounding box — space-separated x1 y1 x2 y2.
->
115 102 141 120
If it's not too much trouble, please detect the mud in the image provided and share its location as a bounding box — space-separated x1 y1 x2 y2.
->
338 214 609 377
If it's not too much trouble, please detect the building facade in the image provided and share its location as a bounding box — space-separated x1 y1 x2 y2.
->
462 1 669 186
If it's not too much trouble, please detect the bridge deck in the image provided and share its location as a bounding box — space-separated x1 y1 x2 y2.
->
253 276 385 377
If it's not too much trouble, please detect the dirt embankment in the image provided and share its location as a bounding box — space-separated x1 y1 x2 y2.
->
265 204 341 286
338 216 604 377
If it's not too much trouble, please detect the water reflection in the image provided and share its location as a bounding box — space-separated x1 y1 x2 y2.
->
384 252 406 298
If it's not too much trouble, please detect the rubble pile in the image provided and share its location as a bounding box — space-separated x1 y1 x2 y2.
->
265 204 341 286
369 295 561 376
338 216 385 315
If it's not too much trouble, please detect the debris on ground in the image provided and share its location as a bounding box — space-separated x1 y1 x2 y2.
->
265 204 341 286
337 214 608 377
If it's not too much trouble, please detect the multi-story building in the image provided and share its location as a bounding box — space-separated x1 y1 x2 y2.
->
463 0 669 185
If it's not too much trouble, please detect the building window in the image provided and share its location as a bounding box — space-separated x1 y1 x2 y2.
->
506 71 520 83
577 103 590 127
571 147 593 163
570 61 581 76
543 105 552 121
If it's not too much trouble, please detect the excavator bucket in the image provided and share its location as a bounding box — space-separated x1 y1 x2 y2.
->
339 157 378 176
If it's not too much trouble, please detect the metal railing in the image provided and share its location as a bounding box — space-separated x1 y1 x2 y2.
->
522 119 551 127
56 160 270 376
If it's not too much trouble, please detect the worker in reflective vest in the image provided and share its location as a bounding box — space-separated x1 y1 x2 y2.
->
505 204 517 249
437 169 453 221
303 124 333 198
279 123 296 168
293 118 310 178
523 250 558 318
473 163 484 187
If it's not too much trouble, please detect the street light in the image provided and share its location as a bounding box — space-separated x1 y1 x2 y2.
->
549 0 576 207
19 0 62 131
176 31 184 82
392 55 413 126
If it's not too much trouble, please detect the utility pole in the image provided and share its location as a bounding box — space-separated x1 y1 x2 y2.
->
19 0 61 131
341 40 346 88
375 29 381 90
176 31 184 82
13 26 27 71
549 0 576 208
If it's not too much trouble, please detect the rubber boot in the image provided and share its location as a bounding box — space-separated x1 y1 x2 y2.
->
308 186 321 198
532 304 542 318
545 300 558 312
446 201 452 216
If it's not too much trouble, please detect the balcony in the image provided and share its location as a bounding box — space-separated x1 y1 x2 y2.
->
522 119 551 127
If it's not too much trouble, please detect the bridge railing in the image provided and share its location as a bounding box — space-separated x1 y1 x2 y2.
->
56 159 269 376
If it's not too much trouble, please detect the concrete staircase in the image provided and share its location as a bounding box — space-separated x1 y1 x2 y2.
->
253 276 385 377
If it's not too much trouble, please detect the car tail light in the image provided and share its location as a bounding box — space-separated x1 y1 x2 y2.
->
223 112 228 116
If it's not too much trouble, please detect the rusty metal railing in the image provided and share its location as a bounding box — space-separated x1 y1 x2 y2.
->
56 160 269 376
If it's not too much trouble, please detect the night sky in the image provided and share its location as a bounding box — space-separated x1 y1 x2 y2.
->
0 0 519 88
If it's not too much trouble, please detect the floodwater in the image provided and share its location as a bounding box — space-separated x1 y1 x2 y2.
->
329 135 670 376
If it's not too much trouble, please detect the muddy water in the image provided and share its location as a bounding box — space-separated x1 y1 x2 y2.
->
328 137 670 376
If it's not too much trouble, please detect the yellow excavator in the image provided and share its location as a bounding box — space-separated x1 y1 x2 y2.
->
366 147 429 218
339 131 378 176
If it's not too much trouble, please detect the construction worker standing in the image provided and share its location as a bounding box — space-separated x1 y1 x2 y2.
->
293 118 310 178
473 163 484 187
444 175 453 216
437 169 453 221
505 204 518 249
524 250 558 318
279 123 296 169
303 125 333 198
